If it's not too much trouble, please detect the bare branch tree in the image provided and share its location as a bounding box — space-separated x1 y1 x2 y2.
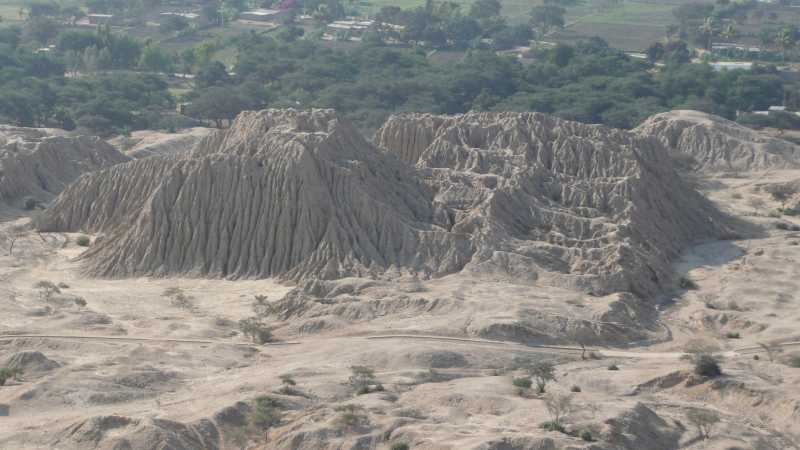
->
544 393 573 428
757 342 783 362
2 224 27 256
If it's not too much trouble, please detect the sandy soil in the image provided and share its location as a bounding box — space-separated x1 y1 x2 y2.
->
1 170 800 449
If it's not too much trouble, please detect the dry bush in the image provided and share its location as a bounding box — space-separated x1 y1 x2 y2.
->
686 409 720 440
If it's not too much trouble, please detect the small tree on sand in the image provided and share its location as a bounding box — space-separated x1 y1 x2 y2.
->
2 224 26 256
252 294 277 317
528 361 556 394
34 280 61 301
349 365 377 394
542 392 573 431
686 409 720 440
693 354 722 377
249 396 282 442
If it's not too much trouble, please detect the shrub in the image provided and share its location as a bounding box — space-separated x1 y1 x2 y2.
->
512 377 532 389
580 430 593 442
391 443 410 450
570 385 581 392
22 197 37 211
349 365 377 394
787 355 800 368
540 421 566 433
279 374 296 386
34 280 61 301
679 277 698 290
725 331 740 339
334 404 368 430
238 317 272 344
693 354 722 377
607 364 619 371
76 235 91 247
73 297 87 307
0 368 22 386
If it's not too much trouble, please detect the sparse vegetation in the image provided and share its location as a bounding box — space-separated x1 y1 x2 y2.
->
686 409 720 440
527 361 556 394
512 376 532 396
34 280 61 301
279 374 296 386
0 368 22 386
679 277 699 290
238 317 273 344
162 287 195 310
249 396 282 433
349 365 380 395
1 224 27 256
542 393 573 433
334 404 369 431
693 354 722 378
22 197 38 211
758 342 783 362
252 294 274 317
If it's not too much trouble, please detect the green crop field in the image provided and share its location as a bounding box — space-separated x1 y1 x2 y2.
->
576 2 676 25
354 0 548 22
0 0 25 24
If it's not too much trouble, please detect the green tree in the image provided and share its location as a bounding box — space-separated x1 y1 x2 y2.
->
529 5 565 35
469 0 502 19
527 361 556 393
139 45 174 73
249 396 282 441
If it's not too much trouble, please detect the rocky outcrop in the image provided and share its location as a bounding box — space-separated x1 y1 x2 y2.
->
54 415 219 450
376 112 733 296
601 403 682 450
0 125 129 207
3 351 60 375
39 109 730 296
635 110 800 172
39 109 469 280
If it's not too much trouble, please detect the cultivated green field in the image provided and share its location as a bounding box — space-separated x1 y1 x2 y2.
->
576 2 676 25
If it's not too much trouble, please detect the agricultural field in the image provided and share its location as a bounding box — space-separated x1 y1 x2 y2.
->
0 0 27 24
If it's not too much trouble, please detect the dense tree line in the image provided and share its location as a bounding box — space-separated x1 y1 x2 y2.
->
184 33 793 132
0 26 174 134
